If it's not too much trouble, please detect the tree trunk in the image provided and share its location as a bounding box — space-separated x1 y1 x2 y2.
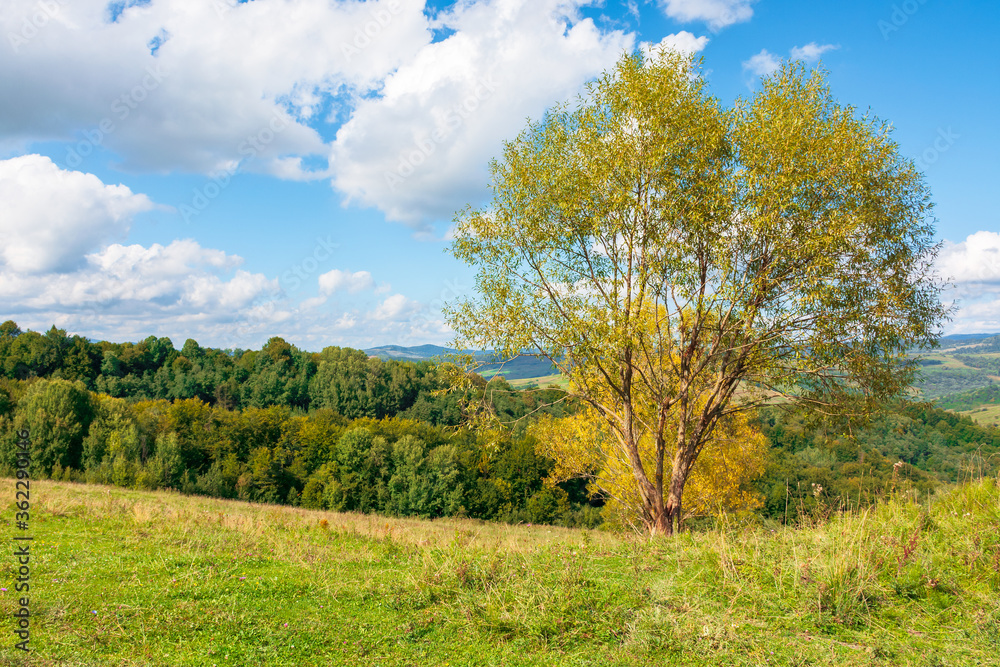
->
664 450 690 534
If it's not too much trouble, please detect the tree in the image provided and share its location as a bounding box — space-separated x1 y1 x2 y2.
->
446 50 947 534
531 407 767 531
9 378 94 475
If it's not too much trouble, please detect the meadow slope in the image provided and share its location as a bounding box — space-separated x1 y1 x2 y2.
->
0 479 997 666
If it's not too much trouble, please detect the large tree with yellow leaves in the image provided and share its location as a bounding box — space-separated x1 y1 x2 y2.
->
446 50 947 534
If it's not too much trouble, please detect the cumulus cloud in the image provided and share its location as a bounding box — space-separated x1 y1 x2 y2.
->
936 231 1000 334
327 0 634 228
790 42 839 63
658 0 756 31
641 31 710 59
2 0 640 229
318 269 376 295
372 293 422 321
936 231 1000 286
0 155 155 273
0 0 427 176
0 239 280 344
742 49 780 78
742 42 839 87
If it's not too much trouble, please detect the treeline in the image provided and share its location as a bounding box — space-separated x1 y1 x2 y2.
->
961 335 1000 354
937 384 1000 412
4 321 1000 529
0 321 464 421
0 376 598 527
755 403 1000 521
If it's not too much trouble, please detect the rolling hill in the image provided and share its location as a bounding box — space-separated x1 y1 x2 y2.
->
364 344 558 380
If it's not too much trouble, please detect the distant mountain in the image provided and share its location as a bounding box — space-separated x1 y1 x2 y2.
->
363 344 456 361
363 344 558 381
932 333 1000 351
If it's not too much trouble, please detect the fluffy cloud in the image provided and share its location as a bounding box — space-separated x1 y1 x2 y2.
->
642 31 710 59
0 154 154 273
742 49 780 78
330 0 633 228
2 0 638 228
936 231 1000 334
372 293 422 321
937 231 1000 286
318 268 376 294
0 239 280 344
790 42 839 63
658 0 756 31
742 43 839 85
1 0 427 177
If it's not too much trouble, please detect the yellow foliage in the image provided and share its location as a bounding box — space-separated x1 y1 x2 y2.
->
531 406 767 530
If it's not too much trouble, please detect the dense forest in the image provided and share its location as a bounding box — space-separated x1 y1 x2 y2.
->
2 321 998 528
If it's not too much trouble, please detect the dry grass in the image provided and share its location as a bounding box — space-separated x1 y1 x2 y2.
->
2 477 998 666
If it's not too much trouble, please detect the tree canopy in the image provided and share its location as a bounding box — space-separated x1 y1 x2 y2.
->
447 49 948 534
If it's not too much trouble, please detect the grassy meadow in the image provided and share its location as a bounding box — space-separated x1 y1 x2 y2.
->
960 404 1000 428
1 479 998 666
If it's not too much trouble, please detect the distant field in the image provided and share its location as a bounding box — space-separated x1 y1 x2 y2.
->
960 403 1000 427
2 479 998 666
509 374 569 390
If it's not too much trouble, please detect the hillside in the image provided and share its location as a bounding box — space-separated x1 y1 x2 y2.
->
911 333 1000 401
364 344 558 380
363 336 1000 399
2 478 996 666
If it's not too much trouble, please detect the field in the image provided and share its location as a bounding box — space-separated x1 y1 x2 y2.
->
960 404 1000 428
1 479 998 666
509 374 570 390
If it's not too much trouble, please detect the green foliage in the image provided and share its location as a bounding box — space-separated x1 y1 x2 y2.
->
756 402 1000 522
4 378 94 475
447 49 947 534
937 384 1000 412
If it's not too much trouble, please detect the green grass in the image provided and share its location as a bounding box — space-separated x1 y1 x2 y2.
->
960 403 1000 428
1 479 998 666
509 374 570 390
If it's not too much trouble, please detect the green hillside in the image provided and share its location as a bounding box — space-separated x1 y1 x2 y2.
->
2 478 996 666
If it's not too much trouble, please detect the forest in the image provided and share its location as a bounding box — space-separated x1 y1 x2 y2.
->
1 320 998 530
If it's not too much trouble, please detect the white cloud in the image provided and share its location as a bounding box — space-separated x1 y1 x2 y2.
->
790 42 839 63
937 231 1000 286
318 269 376 295
742 49 780 78
0 0 428 177
0 155 154 273
372 293 422 321
659 0 756 31
2 0 639 229
641 31 710 59
0 239 280 343
742 43 839 88
329 0 633 229
936 231 1000 334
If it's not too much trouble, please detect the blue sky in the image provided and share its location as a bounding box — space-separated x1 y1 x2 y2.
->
1 0 997 351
